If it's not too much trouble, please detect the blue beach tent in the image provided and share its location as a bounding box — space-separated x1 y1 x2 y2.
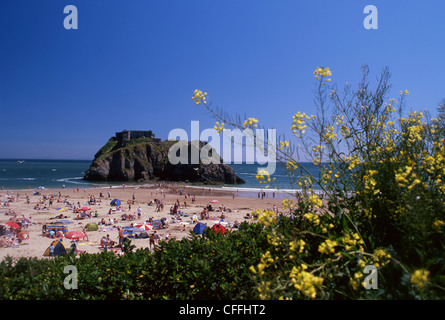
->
43 238 68 257
193 222 207 235
110 199 121 206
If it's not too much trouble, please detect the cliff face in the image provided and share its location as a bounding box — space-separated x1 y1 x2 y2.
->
83 137 245 184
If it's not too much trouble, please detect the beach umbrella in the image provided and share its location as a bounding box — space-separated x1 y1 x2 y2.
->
209 200 219 203
6 222 21 229
80 207 91 211
134 222 153 231
65 231 86 239
110 199 121 206
57 208 67 212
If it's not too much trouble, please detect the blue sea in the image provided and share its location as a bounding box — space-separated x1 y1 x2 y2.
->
0 159 322 194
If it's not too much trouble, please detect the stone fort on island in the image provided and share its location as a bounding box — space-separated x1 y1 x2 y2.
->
115 130 161 143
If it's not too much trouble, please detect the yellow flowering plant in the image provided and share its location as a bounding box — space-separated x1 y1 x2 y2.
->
193 64 445 299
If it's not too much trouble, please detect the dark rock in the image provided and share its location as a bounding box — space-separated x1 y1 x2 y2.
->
83 135 245 184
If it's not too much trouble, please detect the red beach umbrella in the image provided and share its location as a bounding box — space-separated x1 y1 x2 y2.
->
134 222 153 231
6 222 21 229
65 231 86 239
80 207 91 211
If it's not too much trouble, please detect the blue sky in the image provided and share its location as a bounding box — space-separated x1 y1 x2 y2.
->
1 0 444 160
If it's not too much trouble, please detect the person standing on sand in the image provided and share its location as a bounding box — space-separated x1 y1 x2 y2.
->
82 227 89 241
118 226 125 246
49 242 55 257
149 232 156 250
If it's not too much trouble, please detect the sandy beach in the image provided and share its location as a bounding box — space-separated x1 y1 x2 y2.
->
0 184 283 261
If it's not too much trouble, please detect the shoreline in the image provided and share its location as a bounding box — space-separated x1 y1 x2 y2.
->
1 180 326 199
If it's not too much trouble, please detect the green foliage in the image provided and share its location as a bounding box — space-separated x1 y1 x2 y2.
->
0 222 269 300
94 137 118 159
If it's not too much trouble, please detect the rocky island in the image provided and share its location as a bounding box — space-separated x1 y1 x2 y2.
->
83 130 245 185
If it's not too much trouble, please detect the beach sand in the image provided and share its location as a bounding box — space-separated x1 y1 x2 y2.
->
0 184 283 261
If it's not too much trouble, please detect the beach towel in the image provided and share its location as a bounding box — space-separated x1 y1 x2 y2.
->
78 242 93 245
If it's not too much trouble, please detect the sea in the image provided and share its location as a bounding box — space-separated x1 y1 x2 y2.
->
0 159 323 197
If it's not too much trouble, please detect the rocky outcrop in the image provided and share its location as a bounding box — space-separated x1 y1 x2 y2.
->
83 136 245 184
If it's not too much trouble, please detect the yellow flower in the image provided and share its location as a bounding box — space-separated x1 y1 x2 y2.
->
312 157 321 166
286 159 299 170
350 278 360 291
309 193 323 208
279 141 290 149
400 89 409 95
298 239 306 253
323 124 337 141
267 234 281 246
318 239 337 255
213 121 224 133
291 112 313 137
289 265 324 299
433 219 445 230
304 212 320 226
314 66 332 79
256 169 271 184
192 89 207 105
257 210 277 226
282 198 294 209
411 269 430 288
243 117 258 128
289 239 306 254
311 144 324 166
372 248 391 267
257 263 266 275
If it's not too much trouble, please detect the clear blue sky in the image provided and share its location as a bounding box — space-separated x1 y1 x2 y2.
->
1 0 444 160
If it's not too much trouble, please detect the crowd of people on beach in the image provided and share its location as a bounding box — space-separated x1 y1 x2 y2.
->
4 185 193 255
1 181 285 258
0 213 31 248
